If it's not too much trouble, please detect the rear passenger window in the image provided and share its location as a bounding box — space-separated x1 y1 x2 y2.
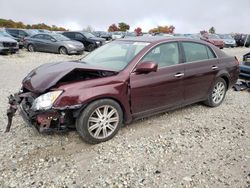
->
182 42 216 62
65 32 74 38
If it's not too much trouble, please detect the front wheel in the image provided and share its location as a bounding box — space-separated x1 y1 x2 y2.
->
76 99 123 144
28 44 35 52
59 47 68 55
87 44 95 52
204 78 227 107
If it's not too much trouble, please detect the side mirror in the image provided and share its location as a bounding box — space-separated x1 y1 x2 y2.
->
134 61 158 74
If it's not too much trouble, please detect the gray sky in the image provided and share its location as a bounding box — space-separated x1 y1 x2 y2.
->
0 0 249 33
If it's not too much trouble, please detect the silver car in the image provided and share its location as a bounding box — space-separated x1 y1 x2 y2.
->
24 33 84 55
218 34 236 48
0 32 19 54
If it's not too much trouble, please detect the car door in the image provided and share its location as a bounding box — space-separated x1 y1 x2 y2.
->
181 42 219 104
42 35 57 52
130 42 185 116
31 34 44 51
76 33 88 46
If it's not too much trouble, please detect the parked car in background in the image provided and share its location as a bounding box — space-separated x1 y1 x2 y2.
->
92 31 112 41
239 52 250 79
173 33 186 38
8 37 239 144
5 28 37 49
218 34 236 48
201 34 224 49
234 34 250 47
124 32 137 38
0 32 19 54
183 34 201 40
0 29 17 40
63 31 105 52
154 33 174 37
24 33 84 55
111 32 125 40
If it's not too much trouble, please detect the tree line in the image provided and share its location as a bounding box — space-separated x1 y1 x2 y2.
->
0 18 66 31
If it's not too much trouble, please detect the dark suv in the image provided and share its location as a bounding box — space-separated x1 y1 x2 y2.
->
5 28 37 48
62 31 105 51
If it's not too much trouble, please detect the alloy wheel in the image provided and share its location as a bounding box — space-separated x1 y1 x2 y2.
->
59 47 67 55
212 81 225 104
28 45 34 52
87 105 119 139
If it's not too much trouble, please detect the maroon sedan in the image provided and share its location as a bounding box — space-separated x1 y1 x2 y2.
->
6 37 239 144
201 34 225 49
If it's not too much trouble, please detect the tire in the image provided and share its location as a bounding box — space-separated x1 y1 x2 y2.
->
87 44 95 52
76 99 123 144
204 78 227 107
59 47 68 55
78 51 84 55
28 44 35 52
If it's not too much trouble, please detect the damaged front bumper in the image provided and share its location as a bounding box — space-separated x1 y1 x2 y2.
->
6 92 79 133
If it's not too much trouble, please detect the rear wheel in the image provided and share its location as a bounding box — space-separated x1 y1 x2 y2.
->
28 44 35 52
87 44 95 52
59 47 68 55
204 78 227 107
76 99 123 144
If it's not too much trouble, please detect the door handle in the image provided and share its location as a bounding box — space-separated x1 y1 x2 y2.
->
175 73 184 78
212 66 218 70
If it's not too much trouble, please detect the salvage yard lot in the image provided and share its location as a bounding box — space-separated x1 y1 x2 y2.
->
0 48 249 187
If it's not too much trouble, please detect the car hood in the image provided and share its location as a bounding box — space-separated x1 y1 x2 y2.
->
22 61 117 93
222 39 236 44
0 36 17 43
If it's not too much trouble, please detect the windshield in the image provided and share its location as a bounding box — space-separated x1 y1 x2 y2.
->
82 32 96 38
52 34 70 41
26 30 39 36
0 31 13 38
81 41 150 71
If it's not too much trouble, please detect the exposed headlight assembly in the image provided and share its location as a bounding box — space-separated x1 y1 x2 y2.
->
31 90 63 111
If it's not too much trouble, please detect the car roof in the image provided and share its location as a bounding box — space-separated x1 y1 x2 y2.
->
118 36 200 43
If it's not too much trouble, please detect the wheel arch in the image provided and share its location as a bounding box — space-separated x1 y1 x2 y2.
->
58 46 67 53
220 75 229 89
215 70 230 90
73 96 129 124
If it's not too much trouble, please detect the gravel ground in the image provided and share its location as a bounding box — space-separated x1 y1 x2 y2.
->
0 48 249 188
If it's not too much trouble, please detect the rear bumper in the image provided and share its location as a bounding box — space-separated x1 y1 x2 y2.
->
215 44 224 48
224 43 236 48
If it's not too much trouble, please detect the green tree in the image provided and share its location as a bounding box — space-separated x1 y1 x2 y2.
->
209 27 215 34
0 18 66 31
118 22 130 32
149 25 175 34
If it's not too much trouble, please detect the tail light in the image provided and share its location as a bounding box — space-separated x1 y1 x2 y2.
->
235 56 240 65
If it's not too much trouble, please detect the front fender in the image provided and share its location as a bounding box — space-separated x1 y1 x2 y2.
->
53 79 132 123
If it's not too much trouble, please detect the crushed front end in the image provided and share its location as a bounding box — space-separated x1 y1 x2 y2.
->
6 89 77 133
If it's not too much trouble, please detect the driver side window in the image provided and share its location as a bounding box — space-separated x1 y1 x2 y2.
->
141 42 179 68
